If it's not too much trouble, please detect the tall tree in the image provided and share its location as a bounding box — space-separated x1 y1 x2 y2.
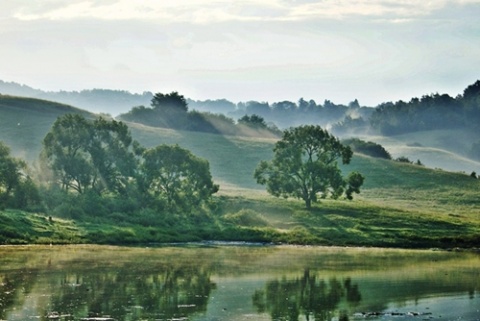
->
42 114 137 195
139 144 218 212
150 92 189 128
42 114 94 194
151 91 188 112
254 125 364 209
90 117 137 194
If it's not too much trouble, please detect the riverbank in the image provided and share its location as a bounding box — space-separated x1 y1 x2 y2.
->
2 192 479 249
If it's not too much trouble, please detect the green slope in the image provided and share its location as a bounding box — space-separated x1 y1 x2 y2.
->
127 122 275 191
0 95 94 162
1 96 479 247
357 130 480 173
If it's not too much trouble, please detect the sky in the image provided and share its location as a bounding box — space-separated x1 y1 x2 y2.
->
1 0 480 107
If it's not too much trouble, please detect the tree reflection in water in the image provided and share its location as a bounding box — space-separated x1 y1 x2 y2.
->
252 270 362 321
1 265 215 321
0 269 39 320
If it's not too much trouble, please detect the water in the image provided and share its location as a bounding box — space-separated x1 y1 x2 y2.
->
0 244 479 321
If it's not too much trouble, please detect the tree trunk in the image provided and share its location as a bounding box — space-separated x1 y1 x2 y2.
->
305 197 311 209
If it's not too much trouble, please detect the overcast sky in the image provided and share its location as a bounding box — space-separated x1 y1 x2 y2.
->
1 0 479 106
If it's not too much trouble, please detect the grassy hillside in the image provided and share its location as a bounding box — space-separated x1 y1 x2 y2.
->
127 122 275 191
122 124 480 248
1 96 479 248
356 130 480 173
0 95 94 162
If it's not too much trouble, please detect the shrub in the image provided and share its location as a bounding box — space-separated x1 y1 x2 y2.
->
342 138 391 159
396 156 412 163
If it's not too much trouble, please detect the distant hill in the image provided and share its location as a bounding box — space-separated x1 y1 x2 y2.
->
0 94 275 189
0 80 371 129
0 94 95 162
1 92 479 189
0 80 153 116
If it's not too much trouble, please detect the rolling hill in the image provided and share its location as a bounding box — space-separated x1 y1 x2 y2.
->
1 95 479 247
1 94 479 194
354 130 480 174
0 94 95 161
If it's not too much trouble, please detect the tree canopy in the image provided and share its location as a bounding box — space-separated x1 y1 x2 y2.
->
254 125 364 209
41 114 218 215
139 144 219 211
42 114 137 195
238 114 268 129
151 91 188 113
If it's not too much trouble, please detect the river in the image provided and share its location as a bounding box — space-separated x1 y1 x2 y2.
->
0 244 479 321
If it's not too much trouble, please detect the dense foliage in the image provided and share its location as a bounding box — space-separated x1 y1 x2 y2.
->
40 114 218 217
42 114 137 195
139 144 219 212
342 138 391 160
238 114 268 129
119 92 281 136
254 125 364 209
370 80 480 135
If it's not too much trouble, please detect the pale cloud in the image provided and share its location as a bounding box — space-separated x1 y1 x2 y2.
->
2 0 480 106
12 0 480 23
285 0 480 21
12 0 286 23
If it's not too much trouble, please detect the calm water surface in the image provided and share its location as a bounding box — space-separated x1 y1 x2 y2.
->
0 244 478 321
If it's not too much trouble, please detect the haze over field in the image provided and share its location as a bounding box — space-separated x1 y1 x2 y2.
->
1 1 480 108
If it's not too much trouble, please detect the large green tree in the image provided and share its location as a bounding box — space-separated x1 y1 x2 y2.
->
89 117 137 194
151 91 188 112
254 125 364 209
42 114 137 195
42 114 94 193
151 92 189 128
139 144 219 212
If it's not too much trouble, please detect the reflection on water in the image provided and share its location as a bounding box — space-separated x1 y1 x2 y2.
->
253 272 361 321
0 245 479 321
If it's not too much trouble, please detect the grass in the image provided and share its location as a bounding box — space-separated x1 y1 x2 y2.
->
127 122 276 190
0 210 84 244
213 192 480 248
4 184 478 248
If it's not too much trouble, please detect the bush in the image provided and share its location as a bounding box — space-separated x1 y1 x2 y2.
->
395 156 412 163
342 138 391 159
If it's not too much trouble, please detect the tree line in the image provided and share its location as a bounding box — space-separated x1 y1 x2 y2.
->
118 92 379 137
3 79 480 140
369 80 480 135
118 80 480 150
118 92 282 136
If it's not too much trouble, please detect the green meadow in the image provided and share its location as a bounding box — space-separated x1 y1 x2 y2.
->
1 95 479 248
